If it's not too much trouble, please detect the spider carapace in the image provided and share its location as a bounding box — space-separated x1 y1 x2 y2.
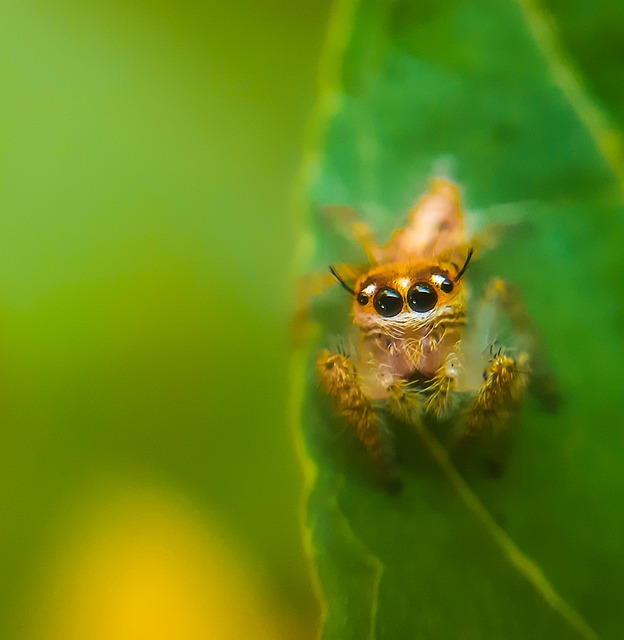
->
317 178 542 490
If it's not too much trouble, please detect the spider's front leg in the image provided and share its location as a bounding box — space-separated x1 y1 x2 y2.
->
317 349 400 490
484 277 560 411
423 350 461 420
463 348 529 438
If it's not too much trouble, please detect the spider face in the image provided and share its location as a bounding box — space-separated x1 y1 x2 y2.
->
351 262 462 328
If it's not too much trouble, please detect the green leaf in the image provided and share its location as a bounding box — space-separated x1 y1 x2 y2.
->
294 0 624 638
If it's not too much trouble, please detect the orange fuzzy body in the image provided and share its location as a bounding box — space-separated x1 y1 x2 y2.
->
316 177 534 485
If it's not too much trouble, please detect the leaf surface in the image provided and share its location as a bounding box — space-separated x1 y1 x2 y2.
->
297 0 624 638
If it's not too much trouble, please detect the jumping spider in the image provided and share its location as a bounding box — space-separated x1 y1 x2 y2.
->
316 178 553 489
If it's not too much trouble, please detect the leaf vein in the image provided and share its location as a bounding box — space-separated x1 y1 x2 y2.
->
335 474 385 640
414 421 600 640
515 0 624 199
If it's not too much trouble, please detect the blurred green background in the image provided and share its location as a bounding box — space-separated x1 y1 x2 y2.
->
0 1 331 637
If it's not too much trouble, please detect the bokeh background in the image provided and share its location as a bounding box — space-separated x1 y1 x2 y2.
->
0 1 331 637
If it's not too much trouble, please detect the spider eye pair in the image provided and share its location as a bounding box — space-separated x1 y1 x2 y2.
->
358 282 444 317
328 265 459 318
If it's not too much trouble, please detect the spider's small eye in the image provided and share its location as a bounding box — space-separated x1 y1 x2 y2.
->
357 292 369 306
440 277 453 293
407 283 437 313
373 288 403 317
431 273 453 293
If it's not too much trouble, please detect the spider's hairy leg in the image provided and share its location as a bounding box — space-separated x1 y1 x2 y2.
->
322 205 377 262
424 351 460 420
317 349 401 491
485 277 560 411
463 350 529 438
386 378 423 425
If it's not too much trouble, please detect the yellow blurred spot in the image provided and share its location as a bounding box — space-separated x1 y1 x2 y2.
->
28 487 288 640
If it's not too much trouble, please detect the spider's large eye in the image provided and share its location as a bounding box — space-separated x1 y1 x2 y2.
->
407 283 437 313
373 288 403 317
